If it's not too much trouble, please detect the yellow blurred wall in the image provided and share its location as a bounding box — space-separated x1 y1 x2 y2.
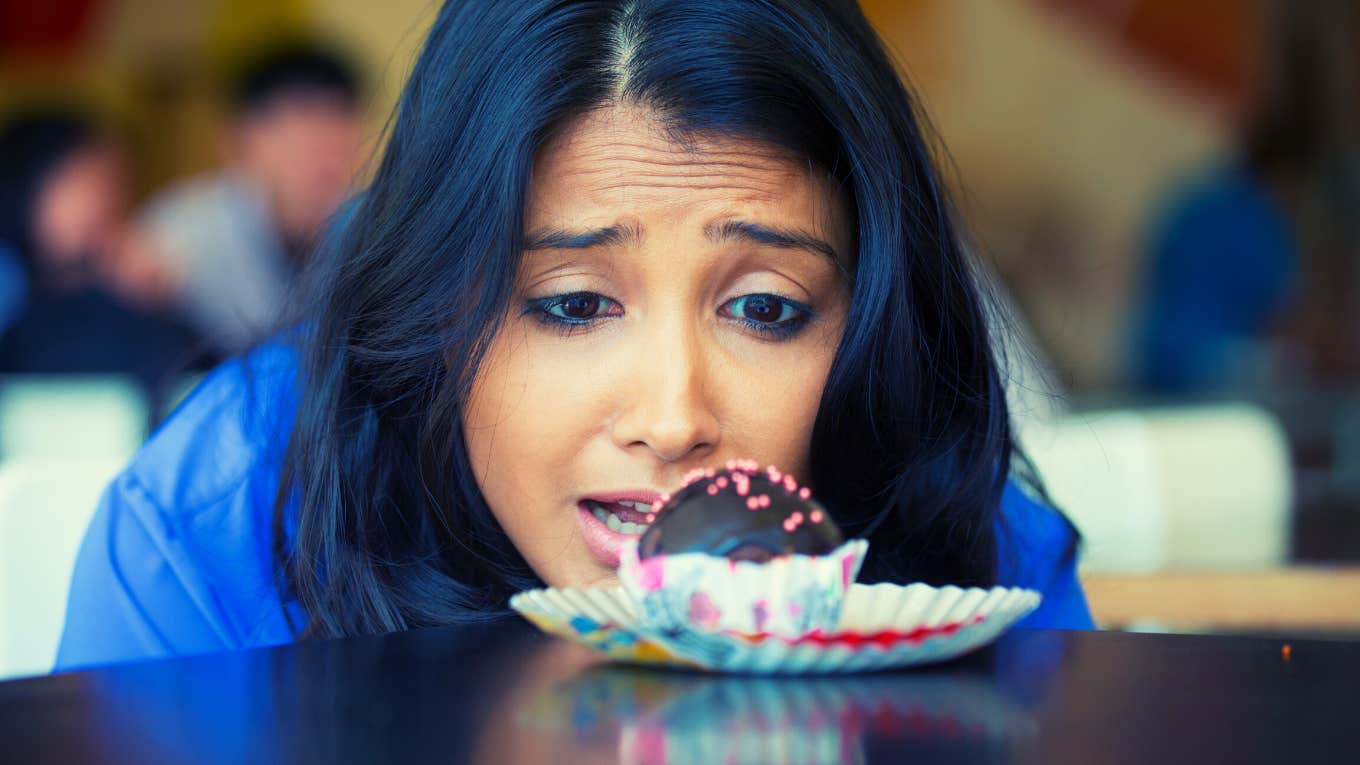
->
862 0 1228 387
308 0 439 180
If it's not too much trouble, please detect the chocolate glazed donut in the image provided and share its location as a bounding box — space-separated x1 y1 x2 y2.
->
638 462 843 563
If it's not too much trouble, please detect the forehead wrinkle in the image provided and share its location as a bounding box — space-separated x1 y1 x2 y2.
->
560 156 794 184
588 181 783 198
567 158 797 181
571 142 795 169
564 138 800 173
562 161 790 202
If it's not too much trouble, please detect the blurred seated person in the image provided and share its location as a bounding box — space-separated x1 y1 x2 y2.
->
0 107 197 393
135 41 364 355
1130 156 1296 394
1131 2 1360 393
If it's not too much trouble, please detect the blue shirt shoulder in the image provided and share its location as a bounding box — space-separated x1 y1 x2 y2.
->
995 482 1094 631
56 345 1092 671
54 343 300 672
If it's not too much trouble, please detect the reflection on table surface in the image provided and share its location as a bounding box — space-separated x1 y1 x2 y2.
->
5 620 1359 764
477 638 1035 764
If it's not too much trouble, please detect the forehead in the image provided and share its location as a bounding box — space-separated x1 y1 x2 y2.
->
527 105 843 226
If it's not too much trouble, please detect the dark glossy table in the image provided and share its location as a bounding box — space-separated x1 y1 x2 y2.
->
3 622 1357 764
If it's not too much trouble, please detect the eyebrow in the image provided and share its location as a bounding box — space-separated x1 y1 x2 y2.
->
704 220 841 265
522 218 843 267
522 222 641 251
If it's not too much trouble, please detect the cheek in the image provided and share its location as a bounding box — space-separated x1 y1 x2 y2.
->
461 326 592 534
722 338 839 477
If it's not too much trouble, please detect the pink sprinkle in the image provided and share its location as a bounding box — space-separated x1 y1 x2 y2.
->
753 600 770 632
799 487 811 500
638 558 666 591
725 459 737 471
767 466 782 483
708 484 719 495
746 496 760 509
733 473 750 496
810 509 824 523
646 513 656 523
783 476 797 492
782 519 796 532
716 476 729 488
652 499 665 511
790 511 804 523
688 592 722 629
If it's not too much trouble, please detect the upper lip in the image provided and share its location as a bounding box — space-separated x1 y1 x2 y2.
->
580 489 665 506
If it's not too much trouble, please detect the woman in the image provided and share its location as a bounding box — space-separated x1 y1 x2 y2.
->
56 0 1091 670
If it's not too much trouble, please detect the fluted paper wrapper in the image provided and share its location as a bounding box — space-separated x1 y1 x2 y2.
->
617 539 869 639
510 581 1041 674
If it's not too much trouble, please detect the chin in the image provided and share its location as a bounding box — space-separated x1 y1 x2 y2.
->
573 567 620 590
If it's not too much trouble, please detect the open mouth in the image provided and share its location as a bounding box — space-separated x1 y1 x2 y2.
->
581 498 655 536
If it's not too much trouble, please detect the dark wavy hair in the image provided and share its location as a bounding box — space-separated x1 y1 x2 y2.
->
278 0 1039 638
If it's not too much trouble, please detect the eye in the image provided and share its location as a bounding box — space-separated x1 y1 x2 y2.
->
720 293 813 339
525 291 622 330
548 293 605 320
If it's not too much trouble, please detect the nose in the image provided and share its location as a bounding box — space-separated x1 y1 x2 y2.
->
609 319 721 464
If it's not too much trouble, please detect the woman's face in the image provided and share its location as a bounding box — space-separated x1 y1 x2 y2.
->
463 105 852 588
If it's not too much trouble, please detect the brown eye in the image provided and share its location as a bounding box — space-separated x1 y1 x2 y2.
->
743 295 780 322
560 293 601 319
538 291 617 323
723 294 800 325
719 293 811 340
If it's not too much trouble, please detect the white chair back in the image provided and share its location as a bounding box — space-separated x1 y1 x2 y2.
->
0 457 125 679
0 376 147 459
1025 404 1293 573
0 376 147 679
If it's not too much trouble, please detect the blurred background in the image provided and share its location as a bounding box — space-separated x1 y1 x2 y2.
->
1 0 1357 679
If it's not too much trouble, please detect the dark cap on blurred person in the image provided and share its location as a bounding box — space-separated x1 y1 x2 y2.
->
0 107 100 259
230 39 363 116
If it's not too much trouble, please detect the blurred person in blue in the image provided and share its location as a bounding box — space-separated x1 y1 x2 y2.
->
1131 143 1298 394
55 0 1093 672
0 107 196 391
134 40 364 355
1132 1 1360 392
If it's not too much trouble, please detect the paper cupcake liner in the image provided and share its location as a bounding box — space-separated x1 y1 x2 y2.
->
509 581 1041 674
510 585 688 667
617 539 868 639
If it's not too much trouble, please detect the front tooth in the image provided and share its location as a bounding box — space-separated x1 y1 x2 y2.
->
619 521 638 535
606 513 622 532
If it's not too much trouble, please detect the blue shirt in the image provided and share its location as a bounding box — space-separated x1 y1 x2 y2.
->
0 241 27 335
54 343 1093 672
1133 163 1296 392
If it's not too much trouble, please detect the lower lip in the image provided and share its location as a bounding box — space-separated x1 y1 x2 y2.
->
577 502 644 569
